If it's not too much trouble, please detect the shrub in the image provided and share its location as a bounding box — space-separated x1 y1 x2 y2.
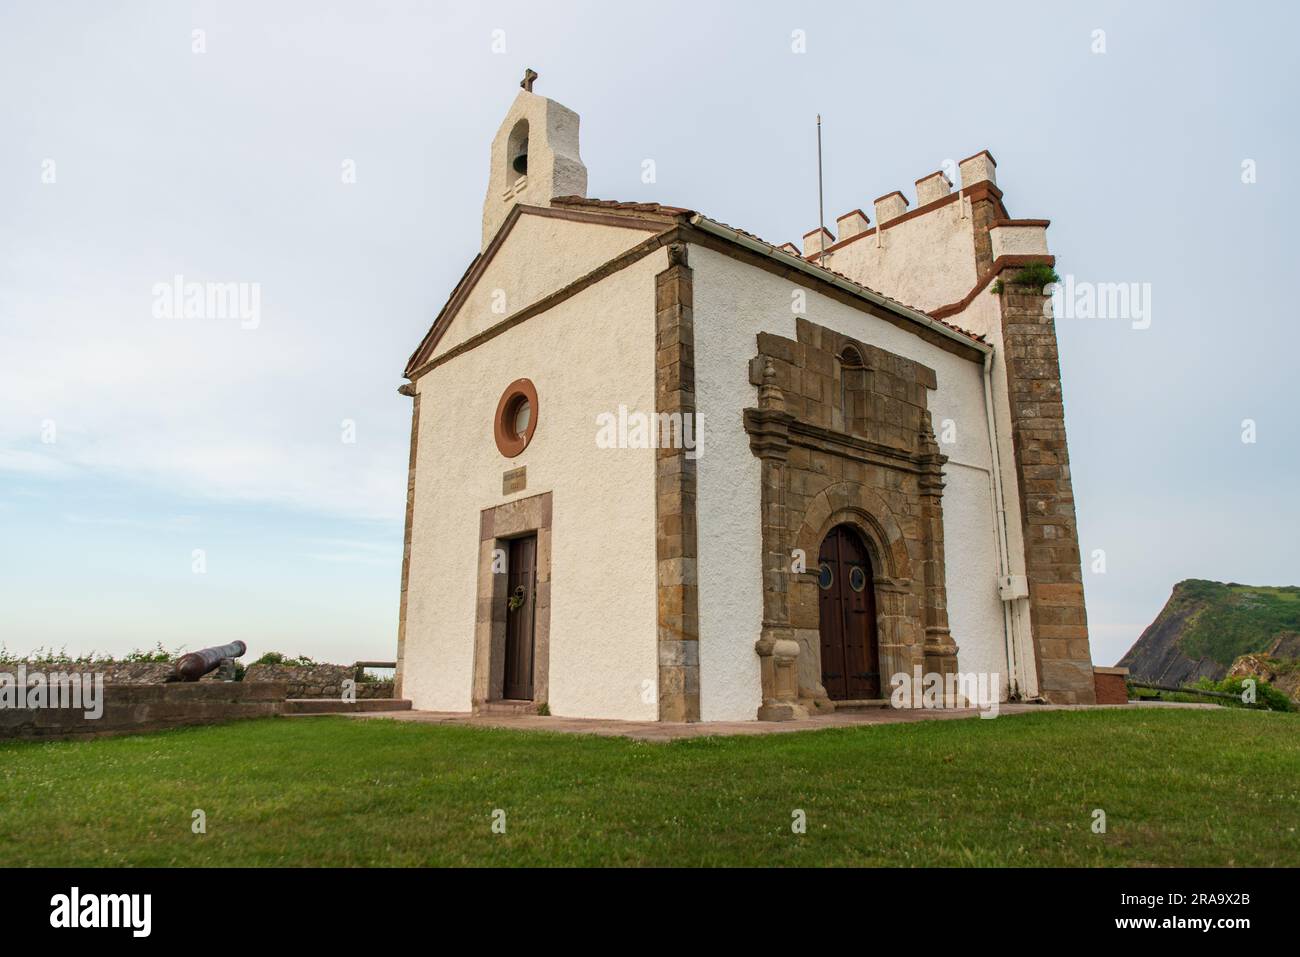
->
252 652 316 667
1127 677 1292 711
22 645 77 665
1193 676 1292 712
122 643 179 663
992 262 1060 295
1010 262 1060 289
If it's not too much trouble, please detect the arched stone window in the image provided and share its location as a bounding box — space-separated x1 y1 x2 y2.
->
838 345 868 435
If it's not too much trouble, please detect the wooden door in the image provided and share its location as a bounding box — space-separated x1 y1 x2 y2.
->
817 524 880 700
503 535 537 700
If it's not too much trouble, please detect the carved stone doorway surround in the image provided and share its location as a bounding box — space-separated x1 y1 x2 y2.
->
744 318 960 720
473 492 552 712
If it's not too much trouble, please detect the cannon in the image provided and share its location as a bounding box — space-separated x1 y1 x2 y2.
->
168 640 247 682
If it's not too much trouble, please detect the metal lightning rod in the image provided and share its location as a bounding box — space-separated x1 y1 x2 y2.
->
816 114 826 264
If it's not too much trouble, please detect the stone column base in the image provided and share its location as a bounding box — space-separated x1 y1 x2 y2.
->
922 626 959 676
756 629 809 721
758 701 810 721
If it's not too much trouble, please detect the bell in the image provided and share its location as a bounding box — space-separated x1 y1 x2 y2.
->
511 140 528 175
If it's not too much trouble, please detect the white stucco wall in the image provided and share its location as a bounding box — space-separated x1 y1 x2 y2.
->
403 247 665 720
989 223 1049 260
942 288 1039 697
691 244 1010 720
817 198 979 313
431 213 656 360
791 191 1044 701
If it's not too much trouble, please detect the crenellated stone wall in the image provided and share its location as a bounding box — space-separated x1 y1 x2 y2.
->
786 143 1096 705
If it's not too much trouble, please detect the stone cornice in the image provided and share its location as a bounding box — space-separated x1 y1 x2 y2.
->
742 407 794 461
788 419 930 475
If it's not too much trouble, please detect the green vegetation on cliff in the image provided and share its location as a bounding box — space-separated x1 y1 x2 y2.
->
1121 579 1300 689
1171 580 1300 665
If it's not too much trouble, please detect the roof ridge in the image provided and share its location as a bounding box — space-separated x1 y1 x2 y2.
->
551 196 693 217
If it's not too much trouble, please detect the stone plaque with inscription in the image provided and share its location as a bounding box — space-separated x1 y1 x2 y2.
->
502 466 526 495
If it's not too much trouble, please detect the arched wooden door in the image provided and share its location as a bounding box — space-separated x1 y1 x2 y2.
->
817 524 880 700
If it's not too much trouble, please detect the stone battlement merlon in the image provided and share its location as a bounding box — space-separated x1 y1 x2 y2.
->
794 147 1058 319
801 148 1005 262
801 226 835 258
835 209 870 241
915 170 953 206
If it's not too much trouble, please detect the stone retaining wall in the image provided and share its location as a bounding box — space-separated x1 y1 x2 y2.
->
0 681 288 740
1 661 223 684
242 663 394 699
2 660 395 700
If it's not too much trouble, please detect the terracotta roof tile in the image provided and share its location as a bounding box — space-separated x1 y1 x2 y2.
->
551 196 693 217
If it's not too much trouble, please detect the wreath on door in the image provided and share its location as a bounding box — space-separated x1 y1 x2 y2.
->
508 585 526 612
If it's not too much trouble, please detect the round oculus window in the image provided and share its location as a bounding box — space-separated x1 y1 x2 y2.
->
511 398 531 438
817 562 834 590
494 378 538 457
849 566 867 592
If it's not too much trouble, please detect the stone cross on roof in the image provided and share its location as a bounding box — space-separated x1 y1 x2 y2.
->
521 68 537 92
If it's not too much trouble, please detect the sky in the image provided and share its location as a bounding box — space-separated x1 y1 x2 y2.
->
1 0 1297 668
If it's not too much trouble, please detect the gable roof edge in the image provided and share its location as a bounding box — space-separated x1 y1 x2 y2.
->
404 203 664 376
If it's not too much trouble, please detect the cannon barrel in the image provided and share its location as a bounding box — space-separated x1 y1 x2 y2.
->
172 640 247 682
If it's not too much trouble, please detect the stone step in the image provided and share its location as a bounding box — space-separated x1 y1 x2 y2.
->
284 698 413 715
474 699 540 716
831 698 891 713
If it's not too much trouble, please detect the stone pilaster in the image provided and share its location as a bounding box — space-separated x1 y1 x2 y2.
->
654 243 701 721
917 411 959 679
873 578 916 692
745 361 808 721
997 280 1096 704
965 182 1008 281
393 388 420 700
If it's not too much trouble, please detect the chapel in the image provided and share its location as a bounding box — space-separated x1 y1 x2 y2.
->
393 76 1099 721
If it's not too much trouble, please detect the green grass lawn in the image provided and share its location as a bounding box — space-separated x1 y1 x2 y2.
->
1 709 1297 866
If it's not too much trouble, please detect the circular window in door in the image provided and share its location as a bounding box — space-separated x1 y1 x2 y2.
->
494 378 538 457
849 566 867 592
817 562 834 589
